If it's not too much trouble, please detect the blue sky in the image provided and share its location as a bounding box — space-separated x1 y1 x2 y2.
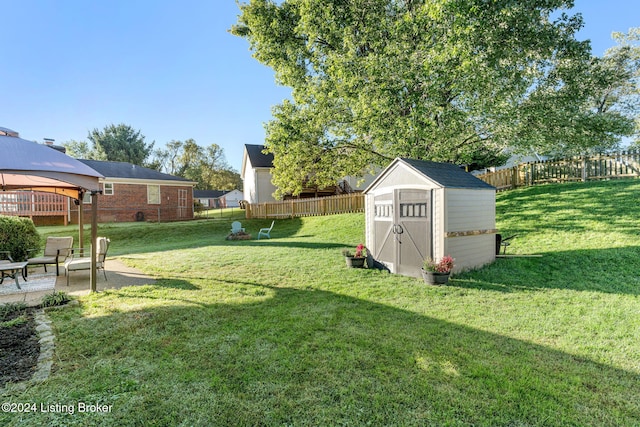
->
1 1 637 172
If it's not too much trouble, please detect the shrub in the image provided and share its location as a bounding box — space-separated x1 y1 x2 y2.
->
40 291 71 308
0 216 41 261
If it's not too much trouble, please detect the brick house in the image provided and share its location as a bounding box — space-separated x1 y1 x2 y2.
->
71 160 197 223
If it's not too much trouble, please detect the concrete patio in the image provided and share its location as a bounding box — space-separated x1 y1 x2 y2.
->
0 258 156 307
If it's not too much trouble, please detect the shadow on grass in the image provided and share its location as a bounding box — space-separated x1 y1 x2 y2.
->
496 179 640 235
454 245 640 295
96 217 362 256
18 280 640 426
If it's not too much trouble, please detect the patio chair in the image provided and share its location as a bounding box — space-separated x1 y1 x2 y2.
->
496 234 517 255
257 221 275 240
230 221 245 233
63 237 110 286
26 236 74 276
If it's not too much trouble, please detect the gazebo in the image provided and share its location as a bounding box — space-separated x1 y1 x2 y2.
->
0 127 104 291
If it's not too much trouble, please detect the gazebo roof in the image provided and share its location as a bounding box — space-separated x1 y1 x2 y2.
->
0 131 103 198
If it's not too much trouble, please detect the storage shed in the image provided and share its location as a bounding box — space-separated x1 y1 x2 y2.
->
364 158 496 278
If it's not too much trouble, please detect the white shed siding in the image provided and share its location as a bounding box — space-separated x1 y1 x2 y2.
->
445 189 496 233
445 234 495 273
432 188 446 263
364 193 375 255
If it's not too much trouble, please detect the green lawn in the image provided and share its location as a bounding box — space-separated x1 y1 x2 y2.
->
2 180 640 426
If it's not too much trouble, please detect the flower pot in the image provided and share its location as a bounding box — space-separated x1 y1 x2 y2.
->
345 256 366 268
421 269 450 285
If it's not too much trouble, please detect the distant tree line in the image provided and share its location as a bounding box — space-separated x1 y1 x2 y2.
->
63 123 242 191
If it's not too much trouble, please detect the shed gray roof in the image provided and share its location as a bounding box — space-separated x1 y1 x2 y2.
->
400 158 495 189
78 159 193 183
245 144 274 168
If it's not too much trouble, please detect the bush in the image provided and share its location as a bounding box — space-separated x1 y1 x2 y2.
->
40 291 71 308
0 216 41 261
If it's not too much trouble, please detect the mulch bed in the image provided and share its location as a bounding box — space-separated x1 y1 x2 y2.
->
226 232 252 240
0 308 40 388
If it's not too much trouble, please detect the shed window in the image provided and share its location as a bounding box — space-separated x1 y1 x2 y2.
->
375 203 393 218
147 185 161 204
400 203 427 217
103 182 114 195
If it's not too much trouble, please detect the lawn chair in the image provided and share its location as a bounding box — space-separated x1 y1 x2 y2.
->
230 221 245 233
26 236 74 276
257 221 275 240
63 237 110 286
496 234 517 255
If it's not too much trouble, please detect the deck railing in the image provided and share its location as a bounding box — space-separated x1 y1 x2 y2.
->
0 191 67 216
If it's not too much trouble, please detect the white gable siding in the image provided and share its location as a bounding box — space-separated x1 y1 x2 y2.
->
255 169 278 203
243 165 258 203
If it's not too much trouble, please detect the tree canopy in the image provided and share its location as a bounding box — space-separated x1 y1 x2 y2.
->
233 0 636 196
87 123 154 166
152 139 241 190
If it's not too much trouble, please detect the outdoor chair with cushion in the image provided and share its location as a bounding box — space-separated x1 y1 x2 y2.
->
257 221 275 240
230 221 245 233
27 236 74 276
63 237 110 286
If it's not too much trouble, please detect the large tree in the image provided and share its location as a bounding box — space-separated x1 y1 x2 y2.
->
597 28 640 149
232 0 625 196
87 123 154 166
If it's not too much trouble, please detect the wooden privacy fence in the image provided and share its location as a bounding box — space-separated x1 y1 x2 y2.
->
477 151 640 191
246 193 365 219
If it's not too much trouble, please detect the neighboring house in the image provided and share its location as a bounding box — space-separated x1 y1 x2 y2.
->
221 189 243 207
241 144 376 203
194 190 227 209
241 144 278 204
475 150 547 175
74 160 197 223
195 189 244 209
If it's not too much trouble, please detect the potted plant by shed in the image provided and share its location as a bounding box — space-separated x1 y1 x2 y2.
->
421 255 455 285
343 244 366 268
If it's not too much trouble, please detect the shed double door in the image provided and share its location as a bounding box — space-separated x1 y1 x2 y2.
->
373 189 432 277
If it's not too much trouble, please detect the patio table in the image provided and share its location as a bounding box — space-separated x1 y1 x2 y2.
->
0 261 28 289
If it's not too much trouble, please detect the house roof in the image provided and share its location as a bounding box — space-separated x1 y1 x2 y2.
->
366 158 495 192
78 160 193 183
194 190 226 199
244 144 274 168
